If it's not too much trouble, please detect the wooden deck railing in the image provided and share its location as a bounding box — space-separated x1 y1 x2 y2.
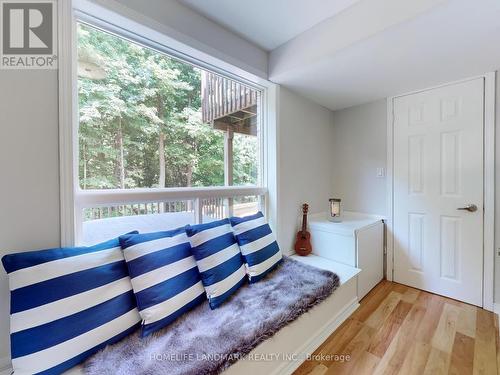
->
201 71 259 124
84 198 258 221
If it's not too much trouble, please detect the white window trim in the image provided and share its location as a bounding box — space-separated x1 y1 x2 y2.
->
59 0 278 246
59 0 77 247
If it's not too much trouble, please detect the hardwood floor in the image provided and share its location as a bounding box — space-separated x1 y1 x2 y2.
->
294 281 499 375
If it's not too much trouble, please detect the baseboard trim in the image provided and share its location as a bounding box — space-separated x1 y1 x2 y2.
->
275 297 360 375
0 357 12 375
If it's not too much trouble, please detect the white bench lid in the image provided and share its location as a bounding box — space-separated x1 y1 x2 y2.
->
307 211 383 236
290 254 360 284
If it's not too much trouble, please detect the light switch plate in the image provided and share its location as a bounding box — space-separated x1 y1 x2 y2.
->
376 167 385 178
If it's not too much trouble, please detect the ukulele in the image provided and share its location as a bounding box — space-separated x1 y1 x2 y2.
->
294 203 312 256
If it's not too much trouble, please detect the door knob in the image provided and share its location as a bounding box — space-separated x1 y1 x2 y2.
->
457 204 478 212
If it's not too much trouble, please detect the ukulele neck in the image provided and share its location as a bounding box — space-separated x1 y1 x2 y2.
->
301 213 307 236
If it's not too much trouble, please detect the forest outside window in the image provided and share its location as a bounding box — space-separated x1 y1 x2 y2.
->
78 23 260 190
75 22 265 244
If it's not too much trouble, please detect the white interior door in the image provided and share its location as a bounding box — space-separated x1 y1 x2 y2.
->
393 78 484 306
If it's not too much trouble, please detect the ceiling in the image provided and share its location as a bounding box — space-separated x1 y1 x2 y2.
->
179 0 361 50
180 0 500 111
268 0 500 110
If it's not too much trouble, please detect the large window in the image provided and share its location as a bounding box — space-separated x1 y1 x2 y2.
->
75 22 265 244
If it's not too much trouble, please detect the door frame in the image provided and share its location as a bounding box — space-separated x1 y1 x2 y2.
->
386 72 496 311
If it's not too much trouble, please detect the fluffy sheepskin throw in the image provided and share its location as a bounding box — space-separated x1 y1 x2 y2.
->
83 256 339 375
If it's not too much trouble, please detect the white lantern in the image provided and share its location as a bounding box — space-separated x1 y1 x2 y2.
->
328 198 342 222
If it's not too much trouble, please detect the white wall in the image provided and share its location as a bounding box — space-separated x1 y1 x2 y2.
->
0 70 61 368
277 87 335 253
330 99 387 216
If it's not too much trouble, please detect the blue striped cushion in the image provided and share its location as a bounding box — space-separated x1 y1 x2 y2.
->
185 219 246 309
230 212 283 283
119 228 206 337
1 235 141 375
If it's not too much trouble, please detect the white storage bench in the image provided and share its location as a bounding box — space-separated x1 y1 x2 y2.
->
225 255 360 375
63 255 360 375
307 211 384 299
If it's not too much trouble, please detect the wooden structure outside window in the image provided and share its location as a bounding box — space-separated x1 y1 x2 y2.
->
201 71 260 189
201 71 260 216
201 71 259 136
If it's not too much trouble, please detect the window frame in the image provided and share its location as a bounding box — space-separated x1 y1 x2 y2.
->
59 0 276 246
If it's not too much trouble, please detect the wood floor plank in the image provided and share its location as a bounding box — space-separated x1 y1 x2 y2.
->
399 341 432 375
473 308 497 375
296 318 365 372
391 282 408 294
431 303 461 353
401 287 420 303
317 318 364 363
351 281 393 322
414 290 434 308
295 318 364 375
372 304 427 375
442 296 465 308
423 347 452 374
416 293 446 343
324 324 377 374
448 332 474 375
367 300 412 358
304 363 329 375
349 351 380 375
495 314 500 375
456 304 477 339
294 360 323 375
365 291 402 329
293 281 499 375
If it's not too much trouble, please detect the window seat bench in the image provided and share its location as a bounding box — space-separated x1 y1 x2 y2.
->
224 255 360 375
61 254 360 375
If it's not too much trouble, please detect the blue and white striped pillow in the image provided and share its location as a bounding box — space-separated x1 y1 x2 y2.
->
119 228 206 337
230 212 283 283
186 219 246 309
1 235 141 375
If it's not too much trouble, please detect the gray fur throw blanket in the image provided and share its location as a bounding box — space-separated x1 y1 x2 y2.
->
83 256 340 375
